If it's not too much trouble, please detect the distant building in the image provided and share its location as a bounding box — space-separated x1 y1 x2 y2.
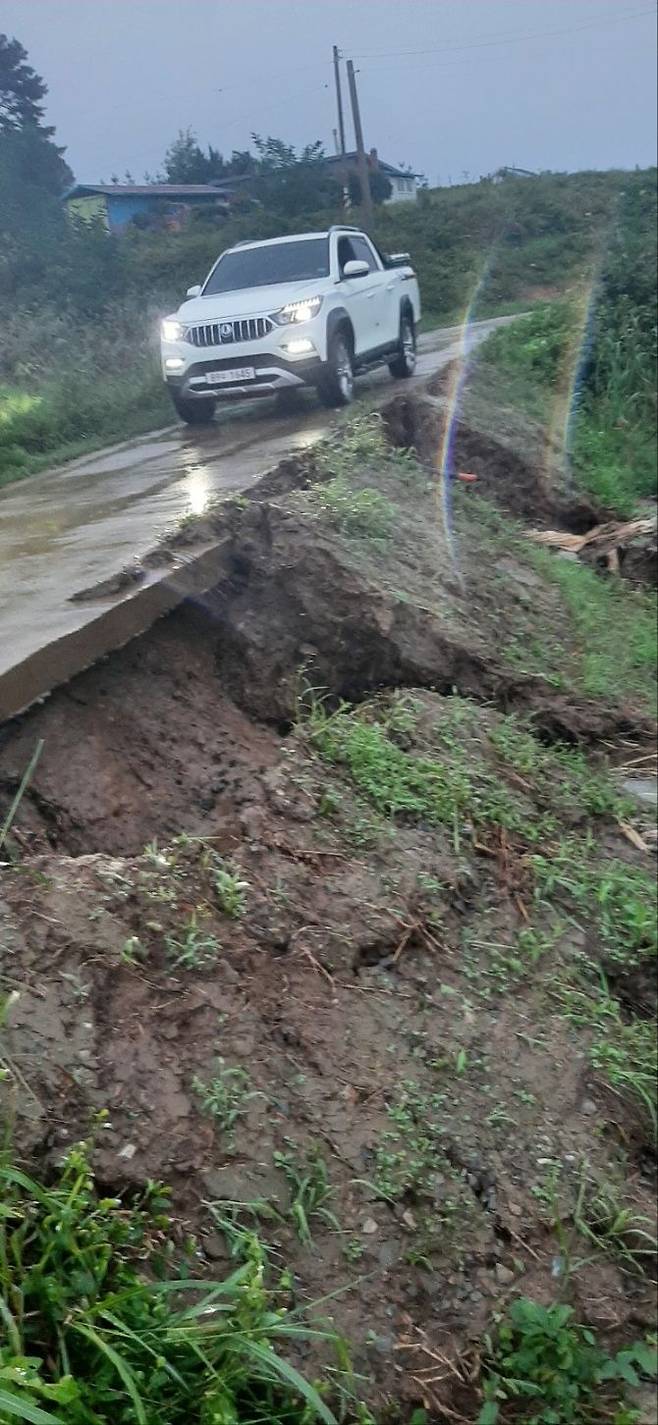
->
63 183 235 232
320 150 420 203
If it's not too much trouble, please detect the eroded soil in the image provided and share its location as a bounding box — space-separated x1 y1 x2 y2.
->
0 387 656 1421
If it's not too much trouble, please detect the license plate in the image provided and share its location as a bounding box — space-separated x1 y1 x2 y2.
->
206 367 255 386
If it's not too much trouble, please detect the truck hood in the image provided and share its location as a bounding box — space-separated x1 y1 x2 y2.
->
178 281 324 321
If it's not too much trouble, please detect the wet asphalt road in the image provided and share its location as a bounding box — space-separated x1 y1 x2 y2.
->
0 316 516 703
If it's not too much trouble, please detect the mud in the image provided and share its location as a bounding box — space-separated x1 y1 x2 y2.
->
0 395 655 1420
383 388 603 531
1 688 655 1416
1 460 650 860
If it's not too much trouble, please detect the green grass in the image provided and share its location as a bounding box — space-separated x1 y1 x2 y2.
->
529 553 657 706
0 369 170 489
307 479 396 544
477 286 657 515
532 838 657 964
213 862 249 918
303 698 523 834
273 1144 340 1246
361 1081 457 1209
303 692 639 845
163 910 220 970
0 1140 341 1424
558 979 657 1146
488 718 629 818
473 500 657 714
192 1059 259 1134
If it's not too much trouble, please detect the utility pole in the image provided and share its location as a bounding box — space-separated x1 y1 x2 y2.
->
332 45 346 156
346 58 373 227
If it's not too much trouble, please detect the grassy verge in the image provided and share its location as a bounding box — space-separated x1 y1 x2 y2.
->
0 304 171 489
0 360 171 489
477 296 656 516
460 492 657 718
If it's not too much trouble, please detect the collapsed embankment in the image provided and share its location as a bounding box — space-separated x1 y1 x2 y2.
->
0 383 656 1421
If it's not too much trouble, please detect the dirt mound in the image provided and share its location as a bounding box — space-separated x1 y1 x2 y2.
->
2 475 649 859
196 499 504 722
0 614 279 855
384 390 601 530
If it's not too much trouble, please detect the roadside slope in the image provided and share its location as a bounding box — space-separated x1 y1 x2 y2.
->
0 402 656 1421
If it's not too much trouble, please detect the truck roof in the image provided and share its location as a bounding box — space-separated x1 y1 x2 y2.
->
228 227 363 252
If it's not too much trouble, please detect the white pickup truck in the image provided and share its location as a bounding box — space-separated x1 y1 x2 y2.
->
160 225 421 423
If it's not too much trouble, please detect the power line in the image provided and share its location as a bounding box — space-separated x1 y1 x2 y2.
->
352 6 657 62
171 4 656 156
171 4 655 139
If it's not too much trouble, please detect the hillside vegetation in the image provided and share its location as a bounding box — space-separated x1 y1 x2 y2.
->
476 174 657 513
1 166 655 496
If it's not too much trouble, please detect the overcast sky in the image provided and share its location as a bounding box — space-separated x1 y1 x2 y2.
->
3 0 657 183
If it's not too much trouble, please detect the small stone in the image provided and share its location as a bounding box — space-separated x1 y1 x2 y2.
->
201 1231 226 1261
495 1264 515 1286
581 1099 597 1116
118 1142 137 1160
378 1241 401 1269
621 776 658 810
362 1217 378 1235
401 1209 417 1231
508 1202 523 1217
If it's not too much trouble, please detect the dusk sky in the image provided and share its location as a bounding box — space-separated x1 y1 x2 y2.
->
4 0 657 184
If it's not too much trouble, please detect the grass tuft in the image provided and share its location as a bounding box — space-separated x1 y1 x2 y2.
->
0 1141 340 1423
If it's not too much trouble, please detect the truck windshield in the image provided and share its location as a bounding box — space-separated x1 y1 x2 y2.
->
203 238 329 295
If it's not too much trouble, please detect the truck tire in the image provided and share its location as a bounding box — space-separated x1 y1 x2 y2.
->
388 312 417 379
317 331 354 407
170 391 217 425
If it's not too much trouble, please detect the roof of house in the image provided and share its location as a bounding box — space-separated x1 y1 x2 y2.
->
493 166 537 179
320 152 419 179
64 183 229 200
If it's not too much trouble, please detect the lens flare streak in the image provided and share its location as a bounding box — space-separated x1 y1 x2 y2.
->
435 255 496 581
544 271 600 493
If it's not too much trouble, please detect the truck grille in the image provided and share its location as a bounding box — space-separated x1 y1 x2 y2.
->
185 316 274 347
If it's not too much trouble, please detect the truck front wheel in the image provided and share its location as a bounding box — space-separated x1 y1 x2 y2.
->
317 332 354 407
388 313 417 379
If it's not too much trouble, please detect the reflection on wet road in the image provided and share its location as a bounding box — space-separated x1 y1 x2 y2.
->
0 319 513 682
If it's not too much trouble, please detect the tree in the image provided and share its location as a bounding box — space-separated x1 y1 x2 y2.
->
0 33 50 132
162 129 237 184
0 36 72 310
251 134 340 215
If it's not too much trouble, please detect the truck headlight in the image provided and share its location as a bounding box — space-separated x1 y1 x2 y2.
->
161 319 184 342
272 296 322 325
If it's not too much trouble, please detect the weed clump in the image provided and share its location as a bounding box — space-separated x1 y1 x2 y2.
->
479 1297 657 1424
0 1141 339 1423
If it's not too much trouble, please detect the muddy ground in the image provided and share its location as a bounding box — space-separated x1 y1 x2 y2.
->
0 378 656 1421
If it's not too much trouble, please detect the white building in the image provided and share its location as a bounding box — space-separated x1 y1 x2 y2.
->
321 149 420 204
